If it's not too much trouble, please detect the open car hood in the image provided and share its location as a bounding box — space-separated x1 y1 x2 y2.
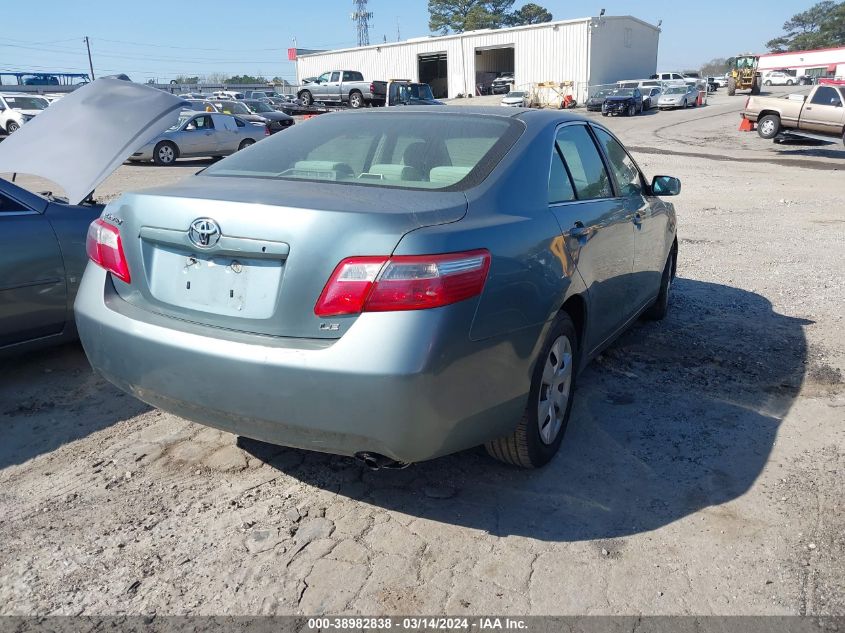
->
0 78 185 205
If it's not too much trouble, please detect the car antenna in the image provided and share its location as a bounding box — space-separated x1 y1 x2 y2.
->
11 173 16 182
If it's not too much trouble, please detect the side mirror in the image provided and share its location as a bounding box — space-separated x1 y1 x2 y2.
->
651 175 681 196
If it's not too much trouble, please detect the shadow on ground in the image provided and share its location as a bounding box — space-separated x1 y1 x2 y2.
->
242 278 810 542
0 343 150 469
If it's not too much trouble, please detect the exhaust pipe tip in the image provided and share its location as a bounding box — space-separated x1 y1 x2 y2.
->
354 452 409 471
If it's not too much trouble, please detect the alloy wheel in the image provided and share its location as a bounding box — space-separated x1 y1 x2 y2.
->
158 145 174 164
537 335 573 445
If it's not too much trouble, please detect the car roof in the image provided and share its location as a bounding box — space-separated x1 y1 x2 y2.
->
323 105 594 127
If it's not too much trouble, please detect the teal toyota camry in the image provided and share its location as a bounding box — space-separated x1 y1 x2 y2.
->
75 106 680 468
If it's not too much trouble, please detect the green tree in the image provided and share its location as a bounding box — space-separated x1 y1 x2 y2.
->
766 1 845 51
699 57 730 77
223 75 268 85
428 0 515 33
507 3 553 26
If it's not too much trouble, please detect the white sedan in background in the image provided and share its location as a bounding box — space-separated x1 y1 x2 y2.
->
500 91 529 107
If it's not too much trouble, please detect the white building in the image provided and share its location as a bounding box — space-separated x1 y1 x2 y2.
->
294 15 660 102
758 46 845 79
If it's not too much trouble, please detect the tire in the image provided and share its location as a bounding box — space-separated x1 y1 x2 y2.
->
786 79 794 86
299 90 313 106
486 312 578 468
682 99 687 109
757 114 781 139
751 81 761 95
153 141 177 166
627 103 636 117
348 90 363 109
727 77 736 96
601 111 608 116
643 246 676 321
6 121 20 134
238 139 255 151
764 80 772 86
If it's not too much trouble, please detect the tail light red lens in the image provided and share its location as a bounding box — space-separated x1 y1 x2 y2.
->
86 219 131 283
314 250 490 317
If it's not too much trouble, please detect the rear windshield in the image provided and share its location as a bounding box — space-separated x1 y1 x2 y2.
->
203 112 524 191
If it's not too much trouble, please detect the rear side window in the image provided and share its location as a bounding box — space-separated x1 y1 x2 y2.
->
0 193 28 213
593 128 643 197
548 150 576 204
554 125 612 200
811 86 842 106
203 113 523 191
343 71 364 81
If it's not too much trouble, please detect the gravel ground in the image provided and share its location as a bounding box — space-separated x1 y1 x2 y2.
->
1 88 843 616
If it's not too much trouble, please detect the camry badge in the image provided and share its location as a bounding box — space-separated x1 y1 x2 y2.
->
188 218 221 248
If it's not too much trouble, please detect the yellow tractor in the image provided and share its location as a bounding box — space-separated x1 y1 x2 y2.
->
727 54 761 96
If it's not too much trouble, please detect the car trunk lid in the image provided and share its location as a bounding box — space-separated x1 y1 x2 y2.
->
107 175 467 339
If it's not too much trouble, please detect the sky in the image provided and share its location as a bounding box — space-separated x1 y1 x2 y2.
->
0 0 821 83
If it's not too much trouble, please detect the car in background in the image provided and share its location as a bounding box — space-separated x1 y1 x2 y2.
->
386 81 443 106
500 91 528 107
617 79 662 109
178 92 207 99
491 73 515 95
762 71 796 86
130 112 265 165
242 99 295 132
585 88 613 112
602 88 643 116
209 100 268 127
0 78 184 354
0 94 49 134
182 99 217 112
262 96 298 109
246 90 281 100
212 90 245 100
650 72 688 85
643 86 662 109
74 107 680 469
657 84 698 109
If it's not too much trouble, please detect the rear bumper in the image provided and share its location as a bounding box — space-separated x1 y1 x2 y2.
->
74 266 536 463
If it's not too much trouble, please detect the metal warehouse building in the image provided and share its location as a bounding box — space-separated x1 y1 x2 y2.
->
758 46 845 80
294 15 660 102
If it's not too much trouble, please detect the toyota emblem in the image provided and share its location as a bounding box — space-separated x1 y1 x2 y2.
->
188 218 221 248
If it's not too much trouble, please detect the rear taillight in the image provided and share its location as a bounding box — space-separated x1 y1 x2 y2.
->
369 82 375 94
86 219 131 283
314 250 490 317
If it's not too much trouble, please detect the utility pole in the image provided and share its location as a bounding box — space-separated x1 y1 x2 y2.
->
351 0 372 47
83 36 95 80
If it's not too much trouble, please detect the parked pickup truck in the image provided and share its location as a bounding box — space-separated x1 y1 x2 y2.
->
743 84 845 143
298 71 387 108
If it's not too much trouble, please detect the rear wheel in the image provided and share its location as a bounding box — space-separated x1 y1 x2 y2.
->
750 81 761 95
238 139 255 151
764 80 772 86
348 90 364 109
727 77 736 96
486 312 578 468
299 90 313 106
786 79 794 86
757 114 781 139
153 141 177 166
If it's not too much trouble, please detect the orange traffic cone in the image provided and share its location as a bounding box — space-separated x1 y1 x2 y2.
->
738 117 754 132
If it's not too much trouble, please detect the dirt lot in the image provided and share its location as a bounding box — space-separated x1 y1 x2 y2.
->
1 88 843 616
